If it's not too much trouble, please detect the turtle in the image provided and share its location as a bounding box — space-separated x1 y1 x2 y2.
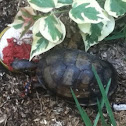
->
1 48 117 105
35 48 117 105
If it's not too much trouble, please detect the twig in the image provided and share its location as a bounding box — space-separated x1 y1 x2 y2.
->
36 91 43 113
17 0 22 11
0 100 8 108
4 116 7 126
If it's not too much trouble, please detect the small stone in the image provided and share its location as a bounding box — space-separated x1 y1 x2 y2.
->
40 119 47 124
0 114 7 124
34 118 40 122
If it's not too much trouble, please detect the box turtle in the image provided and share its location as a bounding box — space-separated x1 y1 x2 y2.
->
36 48 117 105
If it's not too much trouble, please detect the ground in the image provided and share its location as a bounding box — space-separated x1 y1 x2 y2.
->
0 0 126 126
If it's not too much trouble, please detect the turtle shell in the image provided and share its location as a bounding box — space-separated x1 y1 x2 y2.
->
36 48 117 105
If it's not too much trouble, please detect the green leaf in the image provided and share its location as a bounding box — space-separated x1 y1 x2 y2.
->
36 32 42 37
29 0 55 7
69 0 108 24
97 100 108 126
18 16 24 21
56 0 73 8
39 14 66 43
71 88 92 126
93 79 111 126
86 23 103 42
30 34 57 60
20 22 33 38
58 0 72 4
105 33 125 40
44 15 61 41
30 35 49 57
92 66 117 126
28 0 58 12
71 3 99 20
13 23 23 29
80 22 104 51
105 0 126 17
79 14 115 51
30 18 62 60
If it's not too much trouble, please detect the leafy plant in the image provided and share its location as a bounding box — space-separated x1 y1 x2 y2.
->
71 66 116 126
9 0 126 60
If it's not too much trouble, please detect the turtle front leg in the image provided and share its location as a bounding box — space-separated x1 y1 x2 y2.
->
21 76 46 97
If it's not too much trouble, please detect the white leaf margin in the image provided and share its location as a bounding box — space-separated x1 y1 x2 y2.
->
98 14 115 41
27 0 58 13
56 0 73 8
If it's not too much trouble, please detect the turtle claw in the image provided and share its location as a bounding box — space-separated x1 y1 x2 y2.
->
21 76 46 97
24 81 32 95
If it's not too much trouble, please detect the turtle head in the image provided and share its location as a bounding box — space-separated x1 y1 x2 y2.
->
11 59 37 74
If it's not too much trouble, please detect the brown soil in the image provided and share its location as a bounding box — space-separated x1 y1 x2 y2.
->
0 0 126 126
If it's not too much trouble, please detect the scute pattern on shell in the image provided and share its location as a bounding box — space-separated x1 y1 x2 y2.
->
37 48 117 105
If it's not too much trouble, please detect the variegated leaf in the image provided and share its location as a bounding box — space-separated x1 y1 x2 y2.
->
69 0 108 24
30 34 51 60
81 32 97 52
30 18 64 60
9 10 24 29
39 14 66 43
9 6 36 38
80 14 115 51
56 0 73 8
105 0 126 17
28 0 58 13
